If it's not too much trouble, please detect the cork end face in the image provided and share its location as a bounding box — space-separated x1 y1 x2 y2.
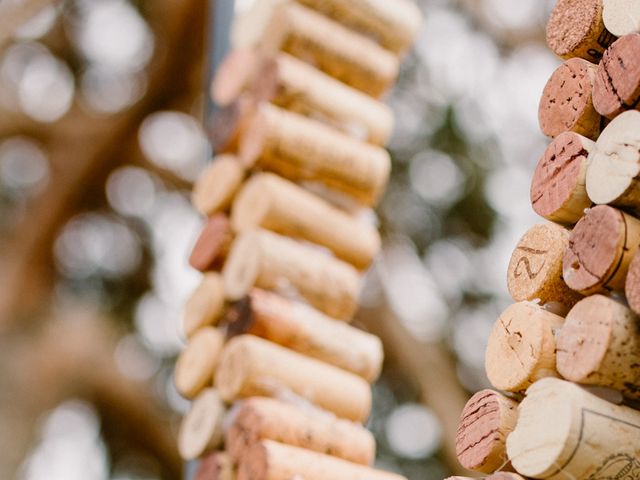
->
507 378 577 478
538 58 597 139
209 98 253 153
174 327 224 399
191 155 244 216
545 0 602 58
531 132 592 224
625 252 640 314
211 49 258 107
178 388 225 460
238 106 269 168
603 0 640 36
237 441 269 480
556 295 613 382
507 223 569 303
183 273 225 338
485 303 557 392
252 56 281 103
455 390 507 473
586 111 640 205
593 34 640 119
231 174 274 233
563 206 625 294
188 214 232 272
222 231 261 301
215 336 251 402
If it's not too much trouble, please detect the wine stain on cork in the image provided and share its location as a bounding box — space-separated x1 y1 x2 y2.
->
530 132 592 224
539 58 600 139
625 252 640 315
593 33 640 119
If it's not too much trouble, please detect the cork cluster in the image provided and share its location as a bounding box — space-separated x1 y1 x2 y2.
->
173 1 422 479
451 1 640 480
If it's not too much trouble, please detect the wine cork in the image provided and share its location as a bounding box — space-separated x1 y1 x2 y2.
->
546 0 616 62
295 0 422 54
563 205 640 294
593 34 640 119
225 397 375 465
261 3 399 98
625 251 640 314
485 302 564 393
196 452 235 480
215 335 371 422
506 377 640 480
603 0 640 36
178 388 226 460
487 474 527 480
192 155 245 217
224 289 383 381
237 440 407 480
239 103 391 206
209 95 255 154
231 173 381 269
189 214 233 272
222 229 361 321
183 273 225 338
586 111 640 208
253 53 393 145
507 223 583 308
175 327 225 399
538 58 601 140
455 389 519 473
211 49 258 107
530 131 594 225
556 294 640 399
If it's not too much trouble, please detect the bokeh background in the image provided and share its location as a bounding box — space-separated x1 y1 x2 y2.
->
0 0 560 478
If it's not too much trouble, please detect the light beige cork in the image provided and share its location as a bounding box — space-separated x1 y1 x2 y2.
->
239 102 391 206
178 388 226 460
556 294 640 399
485 302 564 393
507 378 640 480
224 289 383 381
215 335 371 422
174 327 225 399
182 273 225 339
222 229 361 321
191 155 245 217
231 173 380 270
260 3 399 97
236 440 407 480
507 223 583 308
225 396 375 464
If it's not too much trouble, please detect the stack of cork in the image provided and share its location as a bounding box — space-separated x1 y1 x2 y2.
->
174 1 423 479
451 1 640 480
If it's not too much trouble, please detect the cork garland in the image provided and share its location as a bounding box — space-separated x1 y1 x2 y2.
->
452 2 640 480
175 1 422 479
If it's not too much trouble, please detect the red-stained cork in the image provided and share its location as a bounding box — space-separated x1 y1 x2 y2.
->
455 389 519 473
538 58 600 140
546 0 616 62
593 33 640 119
530 132 594 225
625 252 640 315
195 452 234 480
188 214 233 272
563 205 640 294
209 95 255 154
